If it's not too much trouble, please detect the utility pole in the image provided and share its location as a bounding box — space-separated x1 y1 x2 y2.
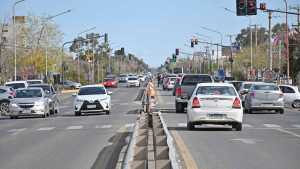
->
268 11 273 71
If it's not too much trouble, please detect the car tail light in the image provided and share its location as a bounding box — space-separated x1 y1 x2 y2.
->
176 87 182 96
250 92 256 97
232 97 241 109
192 97 201 108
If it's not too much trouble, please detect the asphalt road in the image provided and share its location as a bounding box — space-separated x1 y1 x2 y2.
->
156 87 300 169
0 83 141 169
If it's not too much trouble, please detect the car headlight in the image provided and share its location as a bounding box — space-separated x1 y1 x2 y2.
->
35 101 45 106
11 103 18 107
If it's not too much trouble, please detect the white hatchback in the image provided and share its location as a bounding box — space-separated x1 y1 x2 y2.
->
187 83 243 131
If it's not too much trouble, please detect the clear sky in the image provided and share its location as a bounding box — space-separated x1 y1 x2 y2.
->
0 0 299 67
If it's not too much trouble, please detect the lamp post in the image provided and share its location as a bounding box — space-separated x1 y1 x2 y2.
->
284 0 290 84
13 0 25 81
200 26 223 69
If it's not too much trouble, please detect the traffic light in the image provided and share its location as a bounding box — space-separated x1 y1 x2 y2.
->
236 0 247 16
194 38 198 45
175 48 179 55
247 0 257 15
191 40 194 48
120 47 125 55
104 33 108 43
172 54 177 62
259 3 266 10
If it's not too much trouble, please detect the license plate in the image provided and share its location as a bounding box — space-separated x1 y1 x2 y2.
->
208 114 225 119
22 109 31 114
87 105 96 109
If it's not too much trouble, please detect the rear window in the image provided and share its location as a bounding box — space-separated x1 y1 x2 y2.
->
104 78 113 81
78 87 106 95
128 77 138 80
181 75 212 85
6 83 25 89
253 85 279 91
243 84 252 89
196 86 237 96
30 85 51 93
27 80 42 85
16 89 42 98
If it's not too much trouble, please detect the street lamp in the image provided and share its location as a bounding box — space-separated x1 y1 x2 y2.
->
13 0 26 81
37 9 71 80
284 0 290 84
76 26 96 82
200 26 223 69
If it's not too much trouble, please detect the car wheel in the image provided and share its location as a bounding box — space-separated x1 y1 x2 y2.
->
105 110 110 115
187 122 194 130
278 109 284 114
75 111 81 116
10 116 16 119
175 102 184 113
292 100 300 108
233 123 242 131
0 101 9 115
248 109 253 114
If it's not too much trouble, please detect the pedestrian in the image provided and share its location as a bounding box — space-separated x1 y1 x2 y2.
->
157 74 161 87
146 80 157 113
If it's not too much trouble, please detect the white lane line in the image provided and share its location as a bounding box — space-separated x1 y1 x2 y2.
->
7 128 27 136
243 124 253 128
177 123 187 127
66 125 83 130
231 138 257 144
275 128 300 138
292 124 300 128
100 125 112 129
263 124 281 128
37 127 55 131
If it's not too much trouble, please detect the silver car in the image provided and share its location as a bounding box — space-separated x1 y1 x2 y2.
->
8 88 50 119
0 86 15 115
239 81 264 105
244 83 284 114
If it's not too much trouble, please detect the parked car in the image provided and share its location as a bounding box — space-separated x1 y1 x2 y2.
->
103 77 118 88
8 88 51 118
5 81 29 89
244 83 284 114
27 79 43 85
63 80 81 89
187 83 243 131
29 84 59 114
126 76 140 87
73 84 112 116
163 77 177 90
279 85 300 108
0 86 15 115
175 74 213 113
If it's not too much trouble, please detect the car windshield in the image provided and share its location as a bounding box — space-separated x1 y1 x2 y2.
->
78 87 106 95
253 85 279 91
6 83 25 89
30 85 51 93
197 86 237 96
128 77 138 80
104 78 113 81
15 89 42 98
181 75 212 85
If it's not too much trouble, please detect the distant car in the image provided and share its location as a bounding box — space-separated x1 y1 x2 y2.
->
8 88 51 119
27 79 43 85
138 75 146 82
163 77 177 90
63 80 81 89
119 74 128 83
5 81 29 89
238 81 264 106
172 77 182 96
279 85 300 108
187 83 243 131
103 77 118 88
29 84 59 114
127 77 140 87
0 86 15 115
244 83 284 114
73 85 112 116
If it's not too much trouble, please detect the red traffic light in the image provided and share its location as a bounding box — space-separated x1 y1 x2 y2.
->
259 3 266 10
175 48 179 55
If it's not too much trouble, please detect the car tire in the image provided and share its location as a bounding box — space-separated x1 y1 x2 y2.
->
0 101 9 115
175 102 184 113
75 111 81 116
105 110 110 115
233 123 242 131
10 116 17 119
187 122 194 130
278 109 284 114
248 109 253 114
292 100 300 108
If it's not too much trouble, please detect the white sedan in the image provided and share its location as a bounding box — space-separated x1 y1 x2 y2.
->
73 85 112 116
126 76 140 87
187 83 243 131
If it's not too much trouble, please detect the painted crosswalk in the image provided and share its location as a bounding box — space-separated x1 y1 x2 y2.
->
263 124 281 128
66 125 83 130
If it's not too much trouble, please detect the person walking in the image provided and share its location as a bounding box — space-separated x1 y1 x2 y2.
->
157 74 161 87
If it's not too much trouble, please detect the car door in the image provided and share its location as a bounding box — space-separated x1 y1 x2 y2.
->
281 86 296 104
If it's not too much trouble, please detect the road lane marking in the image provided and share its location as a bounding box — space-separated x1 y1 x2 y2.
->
275 128 300 138
66 125 83 130
292 124 300 128
177 123 187 127
230 138 257 144
100 125 112 129
243 124 253 128
263 124 281 128
8 128 27 136
37 127 55 131
171 130 198 169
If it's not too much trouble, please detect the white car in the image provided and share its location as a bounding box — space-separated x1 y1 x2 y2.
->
73 85 112 116
187 83 243 131
279 85 300 108
127 76 140 87
5 81 29 89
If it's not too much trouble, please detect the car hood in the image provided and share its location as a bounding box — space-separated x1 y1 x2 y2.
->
76 94 109 101
12 97 44 104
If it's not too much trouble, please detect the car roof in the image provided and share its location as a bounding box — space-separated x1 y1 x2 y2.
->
80 84 104 88
27 79 43 81
29 84 51 87
5 81 27 84
197 83 234 87
241 81 264 84
16 87 43 91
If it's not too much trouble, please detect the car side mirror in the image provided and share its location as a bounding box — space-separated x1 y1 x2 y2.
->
107 91 113 95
